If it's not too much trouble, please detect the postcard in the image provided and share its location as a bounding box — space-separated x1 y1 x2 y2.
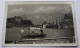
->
2 1 78 46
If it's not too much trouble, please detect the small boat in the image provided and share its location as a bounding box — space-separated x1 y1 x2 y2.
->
26 27 47 38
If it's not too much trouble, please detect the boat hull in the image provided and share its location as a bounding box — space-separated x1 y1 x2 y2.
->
22 34 47 38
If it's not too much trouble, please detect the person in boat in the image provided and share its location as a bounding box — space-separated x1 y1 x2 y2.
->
40 29 44 35
20 29 26 37
31 31 35 35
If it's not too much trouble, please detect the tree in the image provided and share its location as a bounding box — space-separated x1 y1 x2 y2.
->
42 21 47 25
21 20 34 27
7 16 34 27
64 10 73 19
64 14 68 19
63 10 74 29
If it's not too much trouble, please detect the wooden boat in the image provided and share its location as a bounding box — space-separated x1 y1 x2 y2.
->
26 27 47 38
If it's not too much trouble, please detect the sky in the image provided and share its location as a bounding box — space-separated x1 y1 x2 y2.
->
7 4 72 24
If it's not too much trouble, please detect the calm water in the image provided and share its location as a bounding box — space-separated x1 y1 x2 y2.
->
5 27 75 44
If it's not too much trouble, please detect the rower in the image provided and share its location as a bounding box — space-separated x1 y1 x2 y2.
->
40 29 44 35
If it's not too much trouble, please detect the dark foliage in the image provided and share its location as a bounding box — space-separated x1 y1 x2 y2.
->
20 20 34 27
6 16 34 28
64 10 73 19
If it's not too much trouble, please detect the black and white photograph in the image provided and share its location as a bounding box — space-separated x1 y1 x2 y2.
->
2 1 78 46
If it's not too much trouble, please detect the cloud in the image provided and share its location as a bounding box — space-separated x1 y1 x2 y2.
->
33 6 56 13
9 8 25 15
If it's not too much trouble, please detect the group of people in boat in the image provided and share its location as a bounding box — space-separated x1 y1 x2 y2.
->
20 28 45 37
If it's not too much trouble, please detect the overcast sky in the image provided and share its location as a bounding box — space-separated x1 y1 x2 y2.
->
7 4 72 24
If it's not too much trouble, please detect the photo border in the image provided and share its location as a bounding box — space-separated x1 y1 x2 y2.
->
2 1 78 46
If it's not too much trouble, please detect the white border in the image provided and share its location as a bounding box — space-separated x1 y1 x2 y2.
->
2 1 78 46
